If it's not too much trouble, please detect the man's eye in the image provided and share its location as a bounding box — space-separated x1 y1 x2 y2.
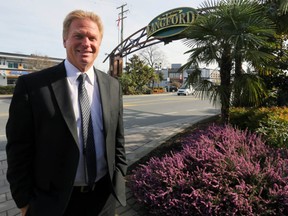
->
75 35 83 39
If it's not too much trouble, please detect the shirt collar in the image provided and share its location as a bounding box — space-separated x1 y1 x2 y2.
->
65 59 95 86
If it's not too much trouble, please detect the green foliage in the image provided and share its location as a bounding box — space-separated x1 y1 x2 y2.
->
230 106 288 148
230 107 270 131
119 55 155 95
0 86 14 94
258 53 288 107
118 72 134 95
257 118 288 148
232 73 268 107
181 0 276 123
143 86 152 94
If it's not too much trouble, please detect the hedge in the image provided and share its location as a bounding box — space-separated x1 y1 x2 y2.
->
0 86 14 94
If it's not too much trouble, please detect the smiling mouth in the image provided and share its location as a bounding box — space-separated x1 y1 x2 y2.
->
78 52 94 58
79 50 91 53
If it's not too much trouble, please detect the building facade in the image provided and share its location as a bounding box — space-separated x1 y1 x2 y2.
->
0 52 63 86
156 64 220 91
201 67 221 84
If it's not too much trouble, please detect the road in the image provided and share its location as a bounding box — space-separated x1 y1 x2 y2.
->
123 93 218 129
0 93 219 151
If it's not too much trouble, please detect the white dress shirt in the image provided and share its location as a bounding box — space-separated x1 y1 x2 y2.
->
65 60 107 185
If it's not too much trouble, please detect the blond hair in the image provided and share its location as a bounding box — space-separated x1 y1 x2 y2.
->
63 10 104 39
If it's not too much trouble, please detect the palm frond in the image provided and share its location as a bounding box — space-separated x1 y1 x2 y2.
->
232 73 268 106
279 0 288 14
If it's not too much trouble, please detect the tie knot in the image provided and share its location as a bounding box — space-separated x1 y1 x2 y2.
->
78 73 88 90
78 73 87 85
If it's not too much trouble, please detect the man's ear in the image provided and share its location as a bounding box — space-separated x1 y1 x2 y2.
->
63 39 66 48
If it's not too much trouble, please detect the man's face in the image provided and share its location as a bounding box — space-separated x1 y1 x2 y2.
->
63 18 102 72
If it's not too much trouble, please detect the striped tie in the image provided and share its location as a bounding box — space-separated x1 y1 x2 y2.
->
78 73 97 188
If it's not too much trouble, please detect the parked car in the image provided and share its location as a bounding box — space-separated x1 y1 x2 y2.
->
177 86 194 96
167 86 178 92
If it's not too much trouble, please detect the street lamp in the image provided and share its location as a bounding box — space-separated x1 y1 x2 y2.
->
154 62 162 89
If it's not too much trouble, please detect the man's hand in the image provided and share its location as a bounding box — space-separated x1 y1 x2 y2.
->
20 205 29 216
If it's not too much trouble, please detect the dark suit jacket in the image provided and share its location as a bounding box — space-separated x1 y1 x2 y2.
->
6 62 127 216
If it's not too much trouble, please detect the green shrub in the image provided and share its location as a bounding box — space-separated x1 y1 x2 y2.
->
143 86 152 94
231 107 288 148
257 118 288 148
230 107 270 132
0 86 14 94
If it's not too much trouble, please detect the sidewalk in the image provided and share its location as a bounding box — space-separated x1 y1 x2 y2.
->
0 95 217 215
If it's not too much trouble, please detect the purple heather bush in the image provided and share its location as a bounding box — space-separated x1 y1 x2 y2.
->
129 125 288 215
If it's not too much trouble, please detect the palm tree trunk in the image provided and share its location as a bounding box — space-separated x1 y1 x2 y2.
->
233 54 243 107
219 47 233 124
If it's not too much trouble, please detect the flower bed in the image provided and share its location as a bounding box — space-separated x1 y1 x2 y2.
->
129 125 288 215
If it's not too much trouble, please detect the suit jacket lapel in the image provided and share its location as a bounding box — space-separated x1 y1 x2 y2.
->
95 69 110 138
50 62 78 146
49 65 110 146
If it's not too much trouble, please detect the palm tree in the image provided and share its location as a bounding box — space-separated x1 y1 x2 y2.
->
182 0 276 123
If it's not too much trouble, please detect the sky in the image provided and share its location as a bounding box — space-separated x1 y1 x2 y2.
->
1 0 205 71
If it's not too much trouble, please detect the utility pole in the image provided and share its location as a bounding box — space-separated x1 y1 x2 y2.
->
110 4 128 78
116 4 128 49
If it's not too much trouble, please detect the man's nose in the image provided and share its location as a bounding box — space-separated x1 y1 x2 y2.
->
82 37 90 47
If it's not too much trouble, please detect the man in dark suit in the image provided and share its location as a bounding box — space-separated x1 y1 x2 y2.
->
6 9 127 216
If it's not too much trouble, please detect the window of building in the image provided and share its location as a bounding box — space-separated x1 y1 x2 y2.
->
23 63 28 69
169 73 181 79
8 62 13 68
8 62 18 69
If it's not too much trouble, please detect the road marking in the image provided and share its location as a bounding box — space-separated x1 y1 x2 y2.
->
123 104 136 107
163 112 178 115
0 113 8 117
124 99 188 107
